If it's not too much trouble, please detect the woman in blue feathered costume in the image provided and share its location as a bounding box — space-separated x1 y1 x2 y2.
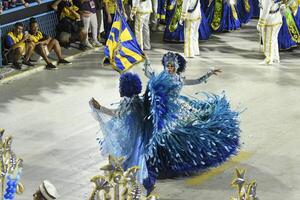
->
143 52 240 177
206 0 241 32
90 52 241 195
163 0 211 42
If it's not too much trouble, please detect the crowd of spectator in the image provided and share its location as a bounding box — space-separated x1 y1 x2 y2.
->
2 0 157 70
3 19 71 70
0 0 42 14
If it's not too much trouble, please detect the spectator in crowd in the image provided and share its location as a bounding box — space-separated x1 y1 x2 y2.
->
95 0 103 42
124 0 133 31
52 0 89 50
0 1 3 14
4 22 36 69
20 0 42 7
0 0 42 13
78 0 102 47
29 18 71 69
33 180 59 200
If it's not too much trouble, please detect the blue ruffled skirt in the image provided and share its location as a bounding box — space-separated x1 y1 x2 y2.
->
206 1 241 32
199 8 212 40
278 10 300 50
278 16 297 50
201 0 210 13
163 2 185 42
237 0 254 24
252 0 260 18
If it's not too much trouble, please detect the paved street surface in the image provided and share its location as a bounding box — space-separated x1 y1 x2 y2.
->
0 21 300 200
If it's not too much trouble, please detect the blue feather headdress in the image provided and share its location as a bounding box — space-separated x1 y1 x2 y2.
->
162 52 187 74
119 72 142 98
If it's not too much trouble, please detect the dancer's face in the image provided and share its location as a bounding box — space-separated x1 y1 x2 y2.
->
167 64 176 74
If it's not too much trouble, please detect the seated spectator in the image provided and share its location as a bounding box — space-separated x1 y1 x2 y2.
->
78 0 102 47
33 180 59 200
4 22 35 69
52 0 89 50
28 18 71 69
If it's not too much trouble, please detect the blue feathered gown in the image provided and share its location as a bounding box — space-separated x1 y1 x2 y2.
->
236 0 254 24
206 0 241 32
145 72 241 177
163 1 211 42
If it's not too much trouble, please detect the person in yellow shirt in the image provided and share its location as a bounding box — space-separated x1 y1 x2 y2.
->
29 18 71 69
52 0 89 50
103 0 127 42
4 22 36 70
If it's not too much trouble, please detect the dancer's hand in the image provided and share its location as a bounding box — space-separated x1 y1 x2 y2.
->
179 18 184 25
107 14 112 24
212 69 222 76
90 98 101 109
130 11 135 21
256 24 262 32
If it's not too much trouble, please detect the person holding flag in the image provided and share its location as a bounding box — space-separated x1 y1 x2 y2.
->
103 0 145 73
130 0 153 50
103 0 128 42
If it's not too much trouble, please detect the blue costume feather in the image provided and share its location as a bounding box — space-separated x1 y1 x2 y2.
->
146 71 182 132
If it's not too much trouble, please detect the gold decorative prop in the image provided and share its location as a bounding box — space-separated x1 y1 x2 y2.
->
0 128 24 200
89 155 159 200
230 168 258 200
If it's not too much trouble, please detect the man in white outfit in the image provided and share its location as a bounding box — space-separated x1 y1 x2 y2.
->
180 0 201 58
257 0 282 64
131 0 153 50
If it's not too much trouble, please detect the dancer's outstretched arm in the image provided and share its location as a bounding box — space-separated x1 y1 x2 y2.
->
183 69 222 85
89 98 117 117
